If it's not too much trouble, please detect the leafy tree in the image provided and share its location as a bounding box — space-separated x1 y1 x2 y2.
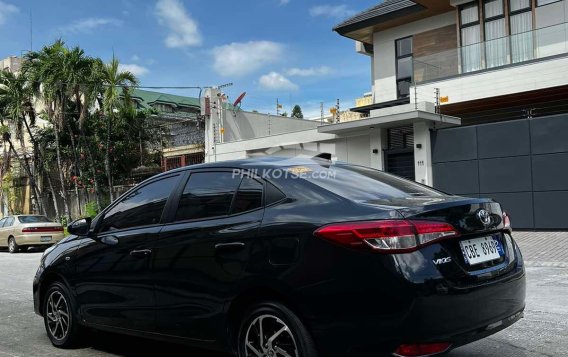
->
280 112 288 117
291 105 303 119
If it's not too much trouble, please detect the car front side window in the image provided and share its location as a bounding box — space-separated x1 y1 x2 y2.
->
99 175 180 233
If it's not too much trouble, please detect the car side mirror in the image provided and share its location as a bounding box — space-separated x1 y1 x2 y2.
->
67 217 92 237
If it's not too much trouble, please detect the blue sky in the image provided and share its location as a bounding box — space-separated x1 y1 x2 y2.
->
0 0 378 117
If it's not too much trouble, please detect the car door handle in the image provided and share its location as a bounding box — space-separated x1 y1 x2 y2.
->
130 249 152 258
215 242 246 251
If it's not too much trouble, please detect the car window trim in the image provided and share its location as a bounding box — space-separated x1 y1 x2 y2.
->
95 173 184 235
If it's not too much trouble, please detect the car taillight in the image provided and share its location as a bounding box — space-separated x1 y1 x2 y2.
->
314 220 459 253
22 227 64 233
394 342 452 356
503 212 511 230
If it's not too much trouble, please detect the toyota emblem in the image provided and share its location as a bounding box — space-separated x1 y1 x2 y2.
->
477 209 492 226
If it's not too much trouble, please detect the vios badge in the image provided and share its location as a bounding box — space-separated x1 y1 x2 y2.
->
433 257 452 265
477 209 492 227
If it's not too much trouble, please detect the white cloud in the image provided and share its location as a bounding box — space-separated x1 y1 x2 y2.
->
156 0 202 48
0 1 18 26
259 72 298 91
279 0 290 5
286 66 332 77
212 41 284 77
118 63 150 76
309 5 356 19
131 55 140 62
59 18 122 34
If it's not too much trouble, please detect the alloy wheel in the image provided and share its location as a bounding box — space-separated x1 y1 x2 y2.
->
244 314 299 357
8 238 15 253
46 291 71 341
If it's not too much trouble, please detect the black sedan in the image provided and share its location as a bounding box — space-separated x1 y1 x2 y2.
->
33 157 525 357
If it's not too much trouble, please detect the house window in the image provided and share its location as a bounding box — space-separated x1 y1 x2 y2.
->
459 2 482 72
509 0 533 63
537 0 562 5
395 37 413 99
484 0 507 68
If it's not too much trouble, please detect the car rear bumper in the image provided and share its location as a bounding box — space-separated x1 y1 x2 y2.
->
15 233 64 246
308 261 526 357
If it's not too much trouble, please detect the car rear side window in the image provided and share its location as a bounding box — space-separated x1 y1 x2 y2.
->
0 218 6 228
18 216 52 224
232 177 264 214
4 217 14 227
304 165 444 201
100 175 180 232
175 172 241 221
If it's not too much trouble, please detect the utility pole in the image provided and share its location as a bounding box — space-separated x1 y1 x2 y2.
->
276 98 280 116
320 102 324 124
335 99 340 123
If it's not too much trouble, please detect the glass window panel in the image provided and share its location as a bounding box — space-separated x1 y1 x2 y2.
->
396 37 413 57
100 175 180 232
397 57 413 79
461 25 482 72
484 0 504 18
510 12 534 63
460 3 479 25
510 0 531 12
397 79 411 98
175 172 240 221
232 177 264 214
485 18 508 67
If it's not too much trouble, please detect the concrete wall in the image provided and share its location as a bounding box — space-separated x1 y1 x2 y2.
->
210 127 385 171
372 11 455 103
222 111 318 142
417 55 568 106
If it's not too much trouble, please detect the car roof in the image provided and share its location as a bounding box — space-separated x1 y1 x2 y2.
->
156 156 340 177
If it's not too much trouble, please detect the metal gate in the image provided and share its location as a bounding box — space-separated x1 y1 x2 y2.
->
432 114 568 230
385 126 415 181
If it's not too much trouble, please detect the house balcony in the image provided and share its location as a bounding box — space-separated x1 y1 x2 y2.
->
414 22 568 84
412 22 568 110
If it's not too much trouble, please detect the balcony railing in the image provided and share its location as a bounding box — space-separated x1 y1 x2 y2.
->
414 22 568 84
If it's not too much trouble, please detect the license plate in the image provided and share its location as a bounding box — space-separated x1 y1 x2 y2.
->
40 236 52 242
459 235 504 265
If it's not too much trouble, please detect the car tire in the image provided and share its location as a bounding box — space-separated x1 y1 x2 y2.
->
43 282 83 348
8 237 19 254
238 301 318 357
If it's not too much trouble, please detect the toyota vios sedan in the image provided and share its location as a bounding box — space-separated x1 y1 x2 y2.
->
33 157 525 357
0 215 64 253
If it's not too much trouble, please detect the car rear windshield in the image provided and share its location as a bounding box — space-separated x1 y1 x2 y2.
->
17 216 52 224
301 164 444 201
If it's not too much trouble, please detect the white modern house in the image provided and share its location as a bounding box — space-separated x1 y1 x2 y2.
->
204 0 568 230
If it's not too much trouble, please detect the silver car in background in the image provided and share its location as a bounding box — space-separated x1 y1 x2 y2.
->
0 215 64 253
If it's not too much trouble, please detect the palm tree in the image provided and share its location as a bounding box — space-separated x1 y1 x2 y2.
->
100 57 138 202
23 40 73 221
0 71 46 215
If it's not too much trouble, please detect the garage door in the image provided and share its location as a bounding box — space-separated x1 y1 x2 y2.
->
431 113 568 230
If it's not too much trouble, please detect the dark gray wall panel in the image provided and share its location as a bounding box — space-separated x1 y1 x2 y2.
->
433 161 479 194
531 114 568 154
479 156 532 193
431 126 478 163
477 120 530 159
532 152 568 191
480 192 534 229
533 191 568 229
